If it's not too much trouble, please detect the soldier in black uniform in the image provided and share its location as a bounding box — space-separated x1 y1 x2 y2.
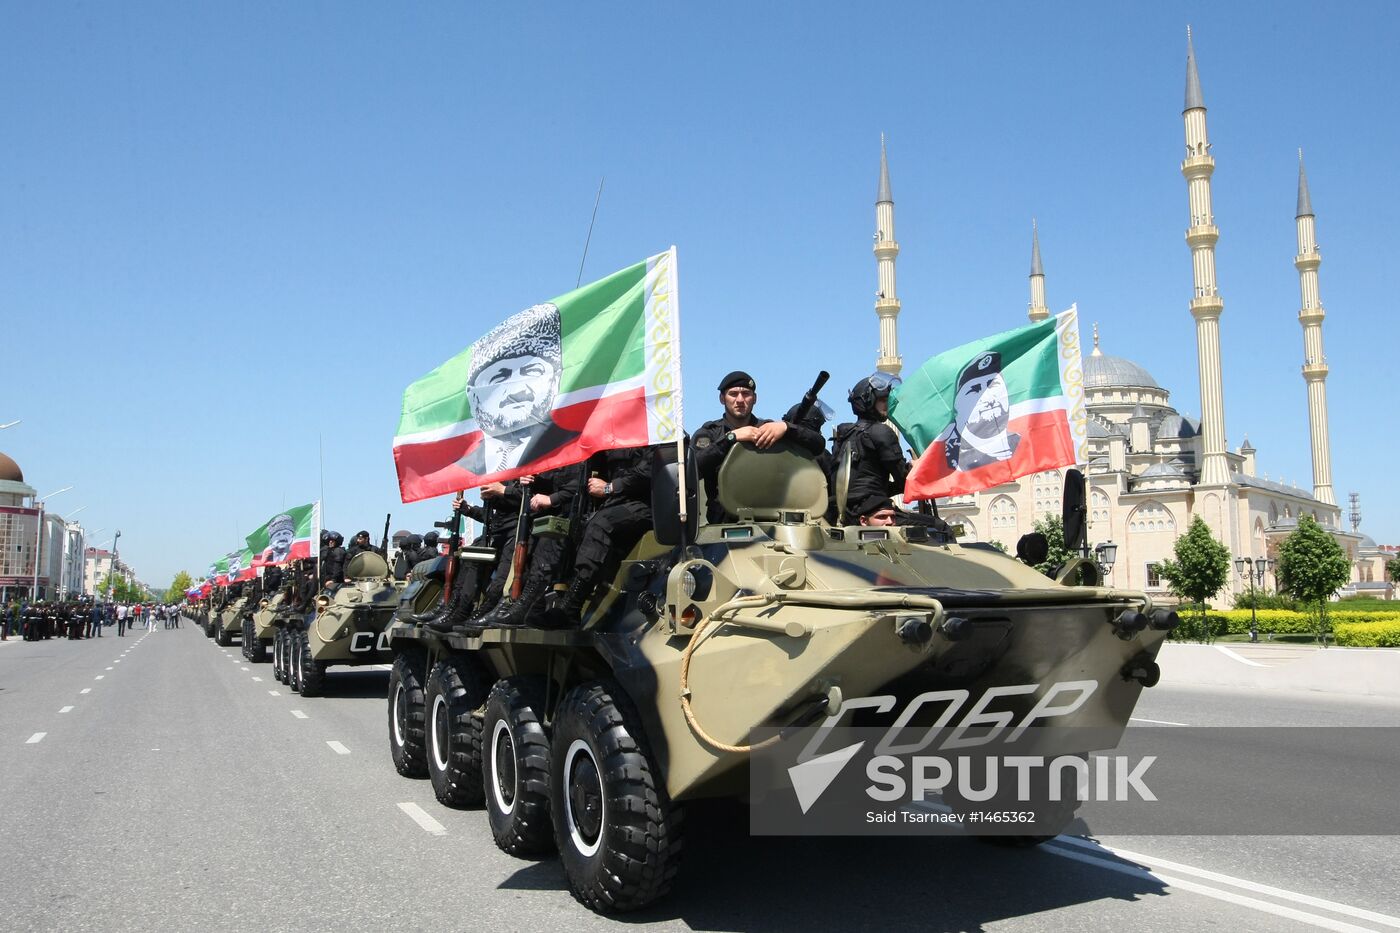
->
320 532 346 589
831 373 909 523
693 371 827 524
415 481 523 632
22 601 44 641
345 530 385 565
470 465 580 630
548 445 654 628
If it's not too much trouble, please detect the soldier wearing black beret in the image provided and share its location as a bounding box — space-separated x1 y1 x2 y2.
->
692 370 826 523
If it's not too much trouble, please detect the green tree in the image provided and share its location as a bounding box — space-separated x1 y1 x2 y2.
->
986 540 1008 554
1157 516 1231 642
1277 515 1352 645
1030 514 1075 577
1387 556 1400 587
165 571 194 603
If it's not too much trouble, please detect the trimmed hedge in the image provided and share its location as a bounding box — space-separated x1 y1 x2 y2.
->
1334 620 1400 648
1170 608 1400 641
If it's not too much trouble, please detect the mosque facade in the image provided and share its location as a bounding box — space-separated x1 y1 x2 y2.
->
872 33 1377 599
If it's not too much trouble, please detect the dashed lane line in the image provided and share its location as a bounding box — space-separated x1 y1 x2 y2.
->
26 733 46 745
327 741 350 755
1043 839 1392 933
268 690 282 697
1050 836 1400 929
252 676 263 682
80 688 91 695
397 802 447 836
241 667 250 671
59 706 74 714
105 667 114 671
290 710 308 719
94 675 104 680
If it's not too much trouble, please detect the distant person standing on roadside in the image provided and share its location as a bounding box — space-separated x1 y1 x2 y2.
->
116 603 127 637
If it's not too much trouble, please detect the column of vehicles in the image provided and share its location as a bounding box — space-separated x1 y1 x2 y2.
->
197 528 409 697
187 391 1177 916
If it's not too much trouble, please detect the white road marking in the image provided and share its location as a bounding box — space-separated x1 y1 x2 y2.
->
1213 644 1270 667
105 666 114 671
241 667 250 671
1052 836 1400 929
1045 839 1391 933
268 690 282 697
95 675 104 680
252 676 263 682
1129 716 1190 726
397 802 447 836
59 706 74 714
114 660 121 664
80 688 91 695
26 733 46 744
326 741 350 755
290 710 308 719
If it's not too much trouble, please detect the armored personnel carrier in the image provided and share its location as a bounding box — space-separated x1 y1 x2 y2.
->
383 442 1175 913
284 551 402 697
244 583 285 663
215 592 249 648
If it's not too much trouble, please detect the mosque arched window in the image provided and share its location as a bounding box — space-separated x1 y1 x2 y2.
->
1128 501 1176 535
1033 470 1061 517
989 495 1018 532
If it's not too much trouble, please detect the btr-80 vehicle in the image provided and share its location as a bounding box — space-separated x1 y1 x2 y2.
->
383 443 1175 913
283 551 402 697
216 591 250 648
244 583 284 663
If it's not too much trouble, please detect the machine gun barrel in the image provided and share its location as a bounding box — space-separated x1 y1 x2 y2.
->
789 371 830 424
380 512 391 557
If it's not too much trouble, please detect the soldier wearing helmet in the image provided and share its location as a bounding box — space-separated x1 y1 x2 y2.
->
831 373 911 524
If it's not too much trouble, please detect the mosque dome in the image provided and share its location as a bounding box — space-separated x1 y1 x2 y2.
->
1085 353 1161 389
0 451 22 483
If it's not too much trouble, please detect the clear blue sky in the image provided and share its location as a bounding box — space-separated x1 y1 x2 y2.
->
3 2 1397 589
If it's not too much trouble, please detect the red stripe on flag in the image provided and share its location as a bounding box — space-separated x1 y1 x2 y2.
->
394 386 653 503
904 408 1077 500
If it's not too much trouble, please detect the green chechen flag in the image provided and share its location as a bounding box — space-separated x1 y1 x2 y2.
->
393 248 682 503
246 502 316 566
220 548 256 586
889 306 1089 500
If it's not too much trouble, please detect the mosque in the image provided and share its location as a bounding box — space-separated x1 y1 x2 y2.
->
871 32 1387 599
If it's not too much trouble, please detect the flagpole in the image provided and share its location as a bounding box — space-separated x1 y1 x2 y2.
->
313 499 322 592
576 177 605 288
668 246 688 529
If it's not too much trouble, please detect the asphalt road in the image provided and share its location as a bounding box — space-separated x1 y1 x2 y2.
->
2 624 1398 933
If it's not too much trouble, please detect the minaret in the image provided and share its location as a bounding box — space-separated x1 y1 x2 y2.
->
874 134 902 375
1181 28 1231 487
1295 150 1336 505
1028 220 1049 322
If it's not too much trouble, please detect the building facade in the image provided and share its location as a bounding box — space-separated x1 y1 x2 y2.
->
872 32 1365 601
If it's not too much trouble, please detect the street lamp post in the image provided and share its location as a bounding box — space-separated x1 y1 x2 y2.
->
1234 556 1277 643
1093 541 1118 583
107 530 122 605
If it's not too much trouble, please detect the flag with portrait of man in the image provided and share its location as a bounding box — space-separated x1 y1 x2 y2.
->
392 248 683 503
889 307 1089 500
246 502 317 567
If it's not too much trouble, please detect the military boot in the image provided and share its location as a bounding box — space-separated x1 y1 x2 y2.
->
416 578 474 632
481 575 551 630
541 576 594 629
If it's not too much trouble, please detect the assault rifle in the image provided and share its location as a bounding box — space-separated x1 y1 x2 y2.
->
436 495 469 602
508 480 533 600
379 513 391 558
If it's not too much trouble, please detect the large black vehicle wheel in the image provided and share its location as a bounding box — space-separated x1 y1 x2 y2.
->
249 634 268 664
549 681 682 913
204 617 215 638
425 657 488 807
289 632 304 693
241 620 253 659
215 624 233 647
484 676 554 856
298 634 326 698
387 652 428 778
273 630 286 683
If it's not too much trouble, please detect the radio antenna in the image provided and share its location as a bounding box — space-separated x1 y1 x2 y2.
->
576 177 605 287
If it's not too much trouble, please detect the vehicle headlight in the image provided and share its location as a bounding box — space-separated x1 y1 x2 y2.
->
316 594 330 609
681 565 712 600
